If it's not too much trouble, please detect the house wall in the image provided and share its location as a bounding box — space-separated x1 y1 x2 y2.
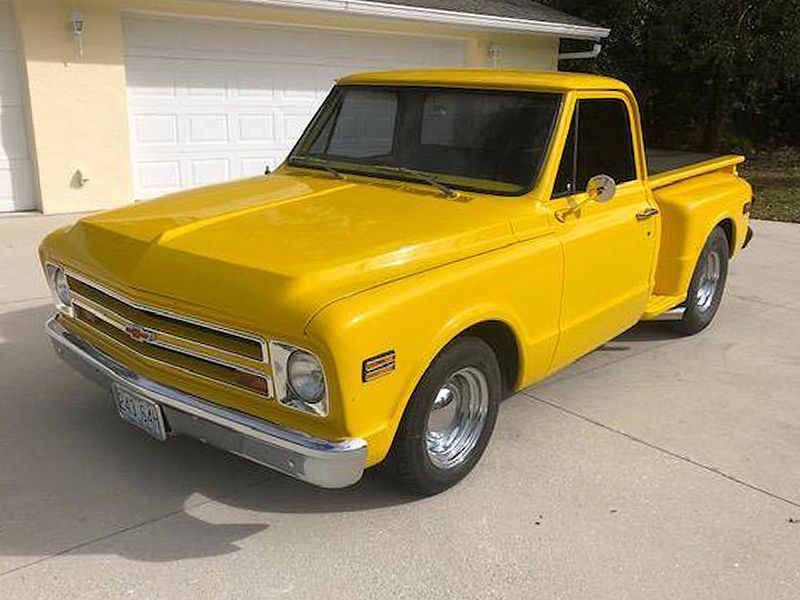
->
12 0 560 214
13 0 132 214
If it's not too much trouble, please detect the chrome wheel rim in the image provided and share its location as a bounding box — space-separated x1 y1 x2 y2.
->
425 366 489 470
696 251 721 313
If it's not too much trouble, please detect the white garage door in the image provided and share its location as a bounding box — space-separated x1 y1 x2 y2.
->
123 15 468 198
0 3 34 212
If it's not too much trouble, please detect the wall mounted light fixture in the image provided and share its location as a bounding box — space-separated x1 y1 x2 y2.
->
71 12 85 59
71 169 89 188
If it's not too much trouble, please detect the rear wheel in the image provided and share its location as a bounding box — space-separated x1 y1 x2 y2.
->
674 226 729 335
385 336 501 496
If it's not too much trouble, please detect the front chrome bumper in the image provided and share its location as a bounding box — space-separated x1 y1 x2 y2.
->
46 316 367 488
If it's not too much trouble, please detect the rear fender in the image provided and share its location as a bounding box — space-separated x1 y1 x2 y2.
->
652 172 751 296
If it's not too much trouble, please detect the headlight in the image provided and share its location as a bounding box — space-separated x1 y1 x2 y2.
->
287 350 325 403
269 341 328 416
45 263 72 310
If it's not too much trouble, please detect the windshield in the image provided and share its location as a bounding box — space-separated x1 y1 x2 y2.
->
290 86 562 195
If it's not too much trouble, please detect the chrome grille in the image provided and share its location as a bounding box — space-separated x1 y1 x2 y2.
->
65 272 273 397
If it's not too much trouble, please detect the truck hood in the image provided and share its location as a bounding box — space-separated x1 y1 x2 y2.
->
50 170 516 334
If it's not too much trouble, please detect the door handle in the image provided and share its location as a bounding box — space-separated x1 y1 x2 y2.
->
636 207 659 221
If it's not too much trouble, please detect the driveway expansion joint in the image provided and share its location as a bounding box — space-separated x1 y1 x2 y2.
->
0 475 276 579
728 292 799 314
522 390 800 510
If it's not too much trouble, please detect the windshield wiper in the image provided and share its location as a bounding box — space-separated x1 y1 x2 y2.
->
370 165 457 198
288 155 346 180
289 157 457 196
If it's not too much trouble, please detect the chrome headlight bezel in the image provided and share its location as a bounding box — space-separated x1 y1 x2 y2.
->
269 341 328 417
44 263 73 315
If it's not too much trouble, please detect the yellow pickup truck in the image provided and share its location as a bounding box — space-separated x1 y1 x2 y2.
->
40 70 753 495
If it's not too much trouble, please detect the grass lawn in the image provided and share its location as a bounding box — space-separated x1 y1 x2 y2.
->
740 148 800 223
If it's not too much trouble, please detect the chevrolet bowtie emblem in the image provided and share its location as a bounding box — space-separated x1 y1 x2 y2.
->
124 325 156 343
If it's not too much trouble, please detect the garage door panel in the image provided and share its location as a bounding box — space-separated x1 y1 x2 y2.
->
0 160 33 206
0 52 23 106
136 160 181 194
181 64 228 103
125 15 467 199
229 67 276 102
190 158 230 186
0 10 14 51
124 17 205 54
238 113 275 144
241 155 277 178
136 154 273 193
280 109 316 144
126 61 178 101
277 70 323 104
0 105 30 160
126 16 467 67
132 113 178 146
185 113 231 145
0 4 35 212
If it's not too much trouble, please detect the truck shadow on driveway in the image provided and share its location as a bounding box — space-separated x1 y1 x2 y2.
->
0 304 417 566
614 321 685 343
0 303 673 565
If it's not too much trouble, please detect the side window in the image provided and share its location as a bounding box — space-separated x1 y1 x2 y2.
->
576 99 637 188
552 98 637 197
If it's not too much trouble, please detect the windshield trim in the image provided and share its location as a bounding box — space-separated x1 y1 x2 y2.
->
286 85 564 198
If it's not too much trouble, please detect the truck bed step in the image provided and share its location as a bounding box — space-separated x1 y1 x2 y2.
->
642 294 685 320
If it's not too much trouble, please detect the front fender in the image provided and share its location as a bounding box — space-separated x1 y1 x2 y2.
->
305 234 563 466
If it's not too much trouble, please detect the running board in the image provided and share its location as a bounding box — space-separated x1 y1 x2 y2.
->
641 294 686 321
646 306 686 321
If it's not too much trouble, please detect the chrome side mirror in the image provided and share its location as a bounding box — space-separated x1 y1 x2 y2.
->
555 174 617 222
587 174 616 203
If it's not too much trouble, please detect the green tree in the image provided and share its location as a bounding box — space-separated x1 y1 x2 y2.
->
545 0 800 151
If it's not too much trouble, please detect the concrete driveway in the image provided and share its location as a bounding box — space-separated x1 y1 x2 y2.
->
1 214 798 599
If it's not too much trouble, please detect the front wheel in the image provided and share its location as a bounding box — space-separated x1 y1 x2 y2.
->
385 336 501 496
674 226 729 335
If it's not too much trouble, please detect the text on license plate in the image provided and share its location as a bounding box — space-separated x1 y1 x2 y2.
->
113 385 167 441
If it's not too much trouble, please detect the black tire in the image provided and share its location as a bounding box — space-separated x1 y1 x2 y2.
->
674 226 729 335
385 336 501 496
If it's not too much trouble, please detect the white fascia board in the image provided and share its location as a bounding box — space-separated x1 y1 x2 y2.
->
212 0 610 40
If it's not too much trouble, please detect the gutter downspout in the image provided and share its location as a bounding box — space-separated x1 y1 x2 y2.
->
558 43 602 60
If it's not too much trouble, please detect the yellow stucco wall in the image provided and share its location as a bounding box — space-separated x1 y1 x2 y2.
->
12 0 559 214
13 0 132 214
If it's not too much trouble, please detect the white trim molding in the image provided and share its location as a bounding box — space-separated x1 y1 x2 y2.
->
559 42 603 60
213 0 610 40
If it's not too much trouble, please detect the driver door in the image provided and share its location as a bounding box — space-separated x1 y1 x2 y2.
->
549 93 658 371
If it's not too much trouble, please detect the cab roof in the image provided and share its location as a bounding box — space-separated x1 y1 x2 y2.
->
338 69 630 94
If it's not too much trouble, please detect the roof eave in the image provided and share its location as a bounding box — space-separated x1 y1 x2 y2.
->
220 0 610 40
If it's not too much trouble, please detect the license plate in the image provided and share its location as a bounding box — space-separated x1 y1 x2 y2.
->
113 384 167 441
